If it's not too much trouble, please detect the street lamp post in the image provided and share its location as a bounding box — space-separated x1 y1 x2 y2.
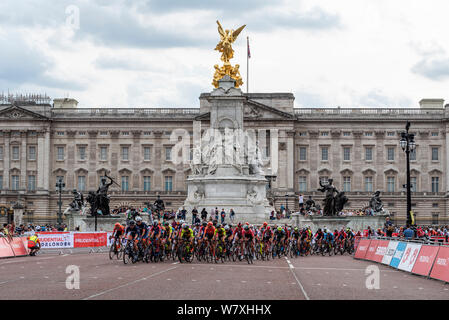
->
285 194 289 216
56 177 65 226
399 121 416 227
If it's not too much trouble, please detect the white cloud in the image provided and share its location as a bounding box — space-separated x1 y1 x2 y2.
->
0 0 448 108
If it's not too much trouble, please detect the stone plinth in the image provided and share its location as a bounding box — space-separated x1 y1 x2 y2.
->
292 214 389 233
63 212 153 231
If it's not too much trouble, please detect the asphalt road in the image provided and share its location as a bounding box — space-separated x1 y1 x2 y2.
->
1 251 448 300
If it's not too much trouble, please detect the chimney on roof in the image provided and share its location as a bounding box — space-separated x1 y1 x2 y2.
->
419 99 444 109
53 98 78 108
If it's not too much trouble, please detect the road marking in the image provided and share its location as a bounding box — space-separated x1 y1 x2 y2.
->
267 281 271 284
285 257 309 300
241 281 247 283
167 279 172 281
62 254 69 257
118 277 123 280
316 283 321 286
343 284 347 287
393 286 398 289
83 266 178 300
418 287 423 290
192 279 197 282
216 280 221 282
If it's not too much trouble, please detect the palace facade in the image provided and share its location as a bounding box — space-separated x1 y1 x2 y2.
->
0 94 448 225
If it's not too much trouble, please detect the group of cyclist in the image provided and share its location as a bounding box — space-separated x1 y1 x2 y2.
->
109 218 360 263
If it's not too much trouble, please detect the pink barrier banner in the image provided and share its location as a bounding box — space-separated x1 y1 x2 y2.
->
73 232 107 248
430 246 449 282
373 240 389 263
354 239 371 259
412 245 440 277
9 237 28 256
0 238 15 258
365 240 379 261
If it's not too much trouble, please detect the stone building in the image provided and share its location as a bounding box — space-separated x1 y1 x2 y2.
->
0 94 447 226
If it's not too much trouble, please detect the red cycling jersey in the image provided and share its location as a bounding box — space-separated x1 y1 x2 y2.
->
233 227 244 238
243 229 254 238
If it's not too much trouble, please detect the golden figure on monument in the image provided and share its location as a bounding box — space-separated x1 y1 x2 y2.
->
212 20 245 88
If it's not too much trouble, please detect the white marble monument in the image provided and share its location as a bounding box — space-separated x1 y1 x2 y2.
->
183 76 274 223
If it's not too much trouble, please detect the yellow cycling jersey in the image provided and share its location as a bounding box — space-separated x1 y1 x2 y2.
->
214 227 225 237
180 228 193 239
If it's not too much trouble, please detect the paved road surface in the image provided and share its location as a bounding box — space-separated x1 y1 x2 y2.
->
1 252 448 300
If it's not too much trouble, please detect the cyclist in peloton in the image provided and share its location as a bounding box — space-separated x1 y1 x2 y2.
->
272 226 286 253
291 227 301 252
232 223 245 258
242 225 255 258
110 222 125 248
149 221 162 252
202 221 216 256
214 224 226 255
125 220 139 259
135 216 149 250
180 223 194 253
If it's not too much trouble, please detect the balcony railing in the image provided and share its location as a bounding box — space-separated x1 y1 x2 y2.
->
294 108 445 118
52 108 201 118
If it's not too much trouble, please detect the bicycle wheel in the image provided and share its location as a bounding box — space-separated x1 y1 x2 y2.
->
123 246 131 264
109 244 116 260
117 247 124 260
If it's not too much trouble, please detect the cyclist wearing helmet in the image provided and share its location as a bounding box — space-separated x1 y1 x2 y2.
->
162 221 173 251
272 226 286 246
243 224 255 256
135 216 149 249
291 227 301 251
232 223 244 255
125 220 139 253
110 222 125 248
214 224 226 242
180 223 194 252
202 221 216 256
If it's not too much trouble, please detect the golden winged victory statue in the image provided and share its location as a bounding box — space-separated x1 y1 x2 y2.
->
212 20 245 88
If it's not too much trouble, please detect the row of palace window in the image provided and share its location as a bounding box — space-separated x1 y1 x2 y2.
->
0 145 186 162
54 175 173 192
0 175 36 191
298 146 440 162
0 174 174 192
54 146 183 162
298 176 441 193
0 146 37 161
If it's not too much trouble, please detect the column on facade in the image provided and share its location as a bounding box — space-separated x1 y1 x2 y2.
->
3 130 10 189
109 130 120 191
43 129 51 191
20 131 27 189
277 130 288 190
330 130 341 188
269 128 279 189
286 130 295 193
353 130 363 191
37 130 45 190
308 130 318 190
66 130 76 190
131 130 141 191
446 128 449 196
87 130 98 189
153 130 163 191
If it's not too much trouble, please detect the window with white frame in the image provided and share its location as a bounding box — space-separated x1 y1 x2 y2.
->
298 176 307 192
387 176 395 192
143 147 151 161
100 146 107 160
410 177 417 192
365 177 373 192
365 147 373 161
11 175 19 190
57 147 64 160
78 175 86 191
343 147 351 161
432 147 439 161
12 146 19 160
299 147 307 161
121 147 129 160
432 177 439 193
165 176 173 191
78 146 86 160
121 176 129 191
321 147 328 161
343 176 351 192
143 176 151 191
165 147 172 161
28 146 36 161
28 175 36 191
387 147 395 161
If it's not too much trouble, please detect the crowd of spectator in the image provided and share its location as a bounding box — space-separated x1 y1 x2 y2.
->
0 223 68 238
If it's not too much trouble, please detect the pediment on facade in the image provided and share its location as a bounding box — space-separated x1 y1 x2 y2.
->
0 105 49 120
244 100 295 120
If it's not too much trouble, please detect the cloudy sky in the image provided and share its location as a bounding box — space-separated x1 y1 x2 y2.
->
1 0 448 108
